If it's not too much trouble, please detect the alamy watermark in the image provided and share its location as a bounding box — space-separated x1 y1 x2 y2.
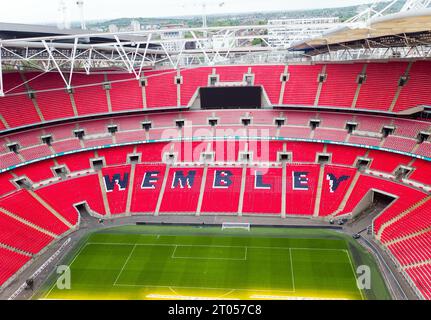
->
356 265 371 290
56 265 71 290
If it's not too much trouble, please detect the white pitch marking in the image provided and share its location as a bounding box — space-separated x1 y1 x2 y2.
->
171 245 178 259
171 245 247 261
344 249 365 301
113 283 296 294
113 244 137 286
289 248 296 292
87 242 346 253
43 242 90 299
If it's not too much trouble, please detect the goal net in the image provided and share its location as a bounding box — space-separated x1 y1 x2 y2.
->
222 222 251 231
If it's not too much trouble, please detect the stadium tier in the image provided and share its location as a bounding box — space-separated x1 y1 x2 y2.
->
1 61 431 130
1 109 430 170
0 135 430 290
0 63 430 300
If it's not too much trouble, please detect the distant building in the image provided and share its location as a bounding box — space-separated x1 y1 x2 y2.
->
160 24 185 52
108 24 119 33
131 20 141 32
267 17 341 48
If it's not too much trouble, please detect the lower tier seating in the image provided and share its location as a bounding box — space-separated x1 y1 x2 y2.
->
0 213 54 255
0 247 31 287
388 232 431 266
405 264 431 300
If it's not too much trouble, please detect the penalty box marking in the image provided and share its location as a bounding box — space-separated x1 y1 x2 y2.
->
171 245 248 261
87 242 347 252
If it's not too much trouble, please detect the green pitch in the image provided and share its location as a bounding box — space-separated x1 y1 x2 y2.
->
37 226 391 300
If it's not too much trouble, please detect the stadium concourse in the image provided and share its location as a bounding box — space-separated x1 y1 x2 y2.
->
0 62 430 300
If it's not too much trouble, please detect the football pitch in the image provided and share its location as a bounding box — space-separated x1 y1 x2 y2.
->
37 226 391 300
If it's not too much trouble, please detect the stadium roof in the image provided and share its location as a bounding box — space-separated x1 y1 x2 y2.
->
289 9 431 54
0 22 93 38
0 22 146 44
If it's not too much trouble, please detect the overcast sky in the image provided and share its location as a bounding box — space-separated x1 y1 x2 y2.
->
0 0 376 24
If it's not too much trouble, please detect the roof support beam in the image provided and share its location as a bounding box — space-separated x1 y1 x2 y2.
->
42 40 69 90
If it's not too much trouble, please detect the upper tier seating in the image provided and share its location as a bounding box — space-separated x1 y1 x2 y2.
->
394 61 431 112
180 67 213 106
145 70 177 108
107 74 144 112
283 65 323 106
0 73 41 129
416 142 431 158
19 144 52 162
26 73 75 121
72 74 109 116
2 62 429 130
318 63 363 108
355 62 408 111
252 65 285 105
383 136 417 153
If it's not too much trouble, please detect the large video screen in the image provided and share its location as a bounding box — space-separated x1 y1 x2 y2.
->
200 86 262 109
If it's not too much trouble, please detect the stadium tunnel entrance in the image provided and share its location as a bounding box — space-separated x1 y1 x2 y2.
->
351 190 397 225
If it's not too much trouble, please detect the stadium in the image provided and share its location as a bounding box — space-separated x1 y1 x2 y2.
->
0 0 430 302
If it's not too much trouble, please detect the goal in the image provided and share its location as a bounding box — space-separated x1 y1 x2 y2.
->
222 222 251 231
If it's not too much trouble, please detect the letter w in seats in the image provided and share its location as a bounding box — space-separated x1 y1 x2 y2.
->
103 173 129 192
